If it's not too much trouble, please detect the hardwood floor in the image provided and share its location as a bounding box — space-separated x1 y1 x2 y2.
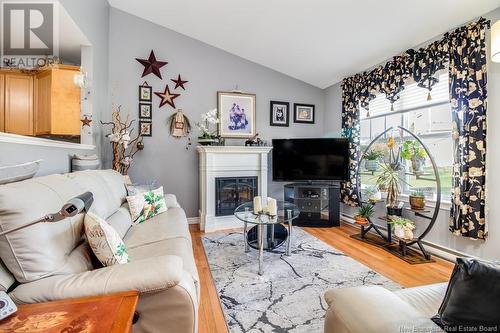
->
189 222 454 333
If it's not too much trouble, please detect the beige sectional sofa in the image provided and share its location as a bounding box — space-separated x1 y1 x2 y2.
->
324 283 447 333
0 169 199 333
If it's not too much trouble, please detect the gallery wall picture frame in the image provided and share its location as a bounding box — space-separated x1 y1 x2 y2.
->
293 103 315 124
270 101 290 127
217 91 256 138
139 120 152 137
139 83 152 102
139 103 152 119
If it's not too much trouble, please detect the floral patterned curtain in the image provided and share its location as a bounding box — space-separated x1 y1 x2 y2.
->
340 18 489 239
340 75 362 206
448 18 489 239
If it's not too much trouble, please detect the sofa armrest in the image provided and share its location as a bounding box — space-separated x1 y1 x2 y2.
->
324 286 443 333
9 255 183 304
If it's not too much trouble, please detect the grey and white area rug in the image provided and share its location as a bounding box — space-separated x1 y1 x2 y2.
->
202 227 401 333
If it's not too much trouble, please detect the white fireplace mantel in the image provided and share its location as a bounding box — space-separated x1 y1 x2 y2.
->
197 145 272 232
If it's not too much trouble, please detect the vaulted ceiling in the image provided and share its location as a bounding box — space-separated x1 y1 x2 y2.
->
108 0 500 88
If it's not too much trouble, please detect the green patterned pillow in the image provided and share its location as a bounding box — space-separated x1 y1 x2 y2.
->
84 212 130 266
126 186 167 224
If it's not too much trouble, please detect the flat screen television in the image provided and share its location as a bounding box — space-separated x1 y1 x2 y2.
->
272 138 349 182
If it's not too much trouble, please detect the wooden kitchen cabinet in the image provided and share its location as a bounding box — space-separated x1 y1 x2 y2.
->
4 72 34 136
0 73 4 132
35 65 81 135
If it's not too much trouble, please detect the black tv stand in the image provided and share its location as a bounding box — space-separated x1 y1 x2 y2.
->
284 182 340 227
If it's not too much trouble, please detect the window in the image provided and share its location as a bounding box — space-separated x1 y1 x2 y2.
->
359 71 452 201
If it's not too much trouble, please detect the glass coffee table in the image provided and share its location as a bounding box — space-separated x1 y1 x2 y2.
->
234 201 300 275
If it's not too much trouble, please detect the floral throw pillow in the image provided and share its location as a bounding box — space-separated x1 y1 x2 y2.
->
84 212 129 266
126 186 167 224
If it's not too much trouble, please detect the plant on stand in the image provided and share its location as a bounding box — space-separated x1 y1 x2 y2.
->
101 104 144 175
401 140 427 175
363 149 384 172
376 136 405 216
197 109 221 146
388 216 416 240
362 185 382 203
354 204 375 225
409 190 426 210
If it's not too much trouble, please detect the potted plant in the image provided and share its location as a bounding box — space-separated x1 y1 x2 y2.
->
409 190 426 210
363 185 382 203
376 137 406 216
354 204 375 225
401 140 427 175
388 217 416 240
376 162 404 216
196 108 220 145
363 149 384 172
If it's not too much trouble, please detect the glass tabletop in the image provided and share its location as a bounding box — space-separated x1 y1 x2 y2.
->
234 201 300 225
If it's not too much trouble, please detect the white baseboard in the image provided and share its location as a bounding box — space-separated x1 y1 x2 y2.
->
187 217 200 225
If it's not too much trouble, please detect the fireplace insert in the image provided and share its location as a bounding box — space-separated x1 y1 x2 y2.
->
215 177 258 216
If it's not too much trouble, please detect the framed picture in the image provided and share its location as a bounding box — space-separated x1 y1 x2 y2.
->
294 103 315 124
270 101 289 127
139 84 152 102
139 103 152 119
139 120 152 137
217 91 256 138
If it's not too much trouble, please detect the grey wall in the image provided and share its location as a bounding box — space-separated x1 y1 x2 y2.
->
323 84 342 136
107 8 326 217
0 0 109 176
323 7 500 261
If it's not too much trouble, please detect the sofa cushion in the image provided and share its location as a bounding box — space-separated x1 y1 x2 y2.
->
127 237 198 284
107 203 132 238
394 283 447 318
324 286 440 333
0 174 87 282
0 260 15 292
123 207 191 249
126 187 167 224
67 170 126 220
432 258 500 329
84 212 129 266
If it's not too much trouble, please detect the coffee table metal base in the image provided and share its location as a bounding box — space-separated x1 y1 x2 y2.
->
246 224 288 250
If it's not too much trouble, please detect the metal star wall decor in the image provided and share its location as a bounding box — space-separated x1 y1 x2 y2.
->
154 84 180 108
135 50 168 79
171 74 188 90
80 115 92 127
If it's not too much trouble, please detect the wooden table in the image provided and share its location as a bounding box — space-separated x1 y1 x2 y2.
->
0 291 138 332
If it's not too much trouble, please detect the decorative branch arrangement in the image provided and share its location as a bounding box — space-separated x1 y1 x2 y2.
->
101 104 145 175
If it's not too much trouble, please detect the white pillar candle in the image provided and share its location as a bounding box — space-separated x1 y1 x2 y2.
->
253 196 262 214
267 197 277 216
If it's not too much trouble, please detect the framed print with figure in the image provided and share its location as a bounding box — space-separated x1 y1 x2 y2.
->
294 103 315 124
217 91 256 138
270 101 289 127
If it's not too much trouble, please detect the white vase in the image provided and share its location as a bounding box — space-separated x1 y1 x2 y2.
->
394 225 405 238
394 225 414 240
403 227 414 240
368 191 382 202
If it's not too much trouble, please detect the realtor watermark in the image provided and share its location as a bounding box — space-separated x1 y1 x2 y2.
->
0 1 59 68
400 325 499 332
